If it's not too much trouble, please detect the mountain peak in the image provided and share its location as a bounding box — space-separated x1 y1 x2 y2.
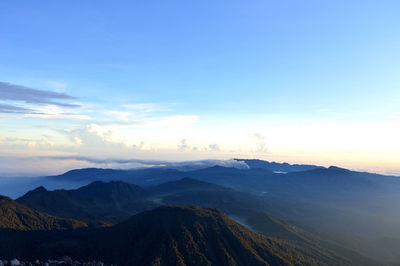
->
328 166 351 172
33 186 47 192
207 165 233 170
122 204 225 225
97 205 345 265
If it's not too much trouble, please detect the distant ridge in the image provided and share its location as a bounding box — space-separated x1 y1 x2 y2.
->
235 159 322 172
149 177 229 195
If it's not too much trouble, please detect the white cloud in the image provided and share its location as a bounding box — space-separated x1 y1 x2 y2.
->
252 133 268 153
105 110 133 121
0 135 54 149
178 139 189 151
209 144 220 151
25 104 91 120
72 136 83 146
83 115 198 146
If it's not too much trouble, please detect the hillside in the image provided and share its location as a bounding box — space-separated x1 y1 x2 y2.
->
0 195 87 230
149 179 373 264
0 205 355 266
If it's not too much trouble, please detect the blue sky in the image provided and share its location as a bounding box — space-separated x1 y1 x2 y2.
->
0 1 399 176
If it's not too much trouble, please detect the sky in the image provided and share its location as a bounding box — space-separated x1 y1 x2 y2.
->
0 0 399 176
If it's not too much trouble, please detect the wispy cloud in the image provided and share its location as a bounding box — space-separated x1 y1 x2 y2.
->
124 103 175 113
0 82 92 120
44 80 68 93
252 133 268 153
0 135 54 149
25 105 91 120
0 81 78 108
0 103 35 114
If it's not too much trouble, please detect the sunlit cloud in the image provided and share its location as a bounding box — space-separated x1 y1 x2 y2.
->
71 114 198 148
1 81 399 176
105 110 133 121
0 136 54 149
25 104 92 120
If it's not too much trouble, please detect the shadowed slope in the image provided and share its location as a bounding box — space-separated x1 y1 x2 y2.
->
17 181 155 224
0 205 355 266
0 195 87 230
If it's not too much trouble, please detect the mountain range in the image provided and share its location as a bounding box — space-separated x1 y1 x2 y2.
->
1 159 399 264
3 177 374 264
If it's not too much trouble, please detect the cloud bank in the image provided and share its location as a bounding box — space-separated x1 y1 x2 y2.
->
0 156 249 177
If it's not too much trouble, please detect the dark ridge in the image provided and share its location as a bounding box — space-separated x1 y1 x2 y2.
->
0 195 87 230
17 181 155 225
0 205 354 266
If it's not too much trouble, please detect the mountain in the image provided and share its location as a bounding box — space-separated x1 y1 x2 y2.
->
53 167 183 186
235 159 322 172
0 195 87 230
0 205 354 266
17 181 156 224
6 175 377 264
43 163 399 194
11 163 400 263
149 178 275 215
147 178 374 264
19 165 400 238
16 177 315 241
148 177 229 195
